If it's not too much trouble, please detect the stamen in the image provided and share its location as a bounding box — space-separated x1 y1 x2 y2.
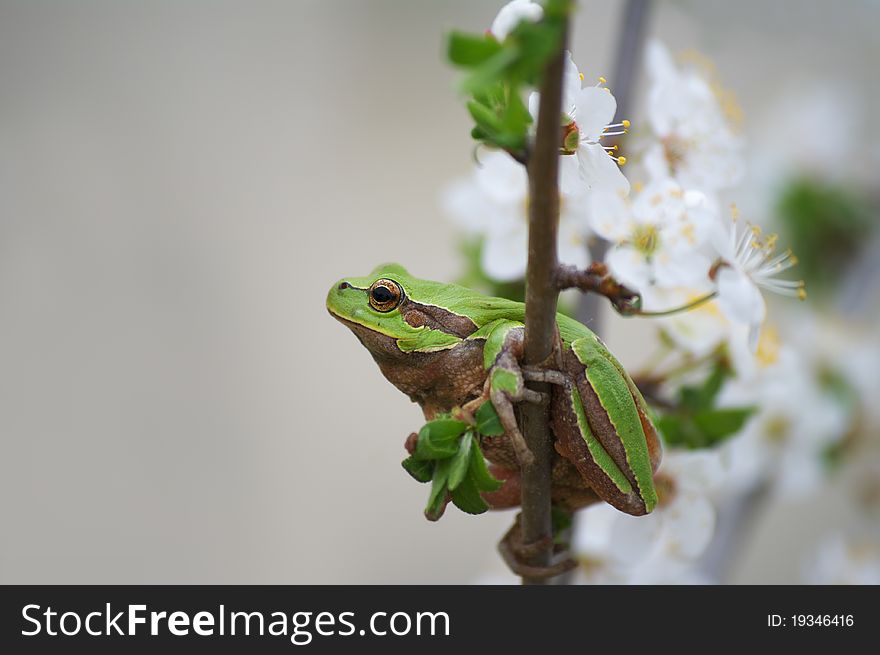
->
599 130 627 138
579 72 585 81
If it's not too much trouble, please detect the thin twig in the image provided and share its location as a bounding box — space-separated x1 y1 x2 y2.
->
556 263 641 315
518 14 570 586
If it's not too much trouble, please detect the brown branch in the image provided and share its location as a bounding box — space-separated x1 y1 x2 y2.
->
556 263 642 315
518 14 570 586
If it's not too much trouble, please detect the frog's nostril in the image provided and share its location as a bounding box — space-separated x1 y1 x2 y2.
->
338 281 351 290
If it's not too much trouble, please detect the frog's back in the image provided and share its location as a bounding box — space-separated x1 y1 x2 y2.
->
385 268 595 344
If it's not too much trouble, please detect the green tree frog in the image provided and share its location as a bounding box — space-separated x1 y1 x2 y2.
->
326 264 661 517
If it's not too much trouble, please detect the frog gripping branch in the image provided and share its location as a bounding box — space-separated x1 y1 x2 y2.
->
326 263 662 575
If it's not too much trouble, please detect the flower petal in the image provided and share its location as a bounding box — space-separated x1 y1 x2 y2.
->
573 86 617 141
715 266 766 346
482 223 528 281
587 190 630 242
490 0 543 40
474 150 528 203
561 51 582 112
577 143 630 196
606 245 653 291
661 494 716 559
557 219 590 270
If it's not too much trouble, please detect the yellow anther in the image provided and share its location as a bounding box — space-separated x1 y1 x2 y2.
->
579 73 585 81
797 286 807 301
790 254 799 266
617 156 627 166
622 119 631 128
751 225 762 236
730 203 740 220
598 76 606 84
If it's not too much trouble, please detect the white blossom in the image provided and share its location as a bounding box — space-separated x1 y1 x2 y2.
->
490 0 543 41
529 53 630 197
644 40 743 194
717 329 849 497
641 286 750 359
574 449 724 583
803 533 880 585
443 150 591 281
589 178 715 293
709 206 806 350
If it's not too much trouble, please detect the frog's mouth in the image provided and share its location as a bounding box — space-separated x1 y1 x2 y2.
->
328 311 408 360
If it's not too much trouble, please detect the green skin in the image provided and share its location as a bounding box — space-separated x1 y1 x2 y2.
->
327 263 661 515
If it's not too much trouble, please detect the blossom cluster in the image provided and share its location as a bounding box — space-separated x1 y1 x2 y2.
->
449 1 872 584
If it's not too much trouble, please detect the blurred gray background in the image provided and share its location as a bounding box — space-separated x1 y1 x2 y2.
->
1 0 876 583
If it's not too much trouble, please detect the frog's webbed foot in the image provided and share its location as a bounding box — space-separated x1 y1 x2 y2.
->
498 513 577 580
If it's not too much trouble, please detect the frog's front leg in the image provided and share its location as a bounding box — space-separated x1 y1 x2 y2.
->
481 319 554 468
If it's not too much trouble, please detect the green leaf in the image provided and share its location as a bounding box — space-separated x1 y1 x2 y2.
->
469 437 503 492
447 31 502 67
450 472 489 515
776 177 874 294
693 407 755 443
401 456 433 483
657 406 754 449
414 418 469 460
460 46 521 95
679 362 728 411
465 98 526 151
506 21 559 82
498 88 532 136
425 459 451 521
475 401 505 436
466 99 503 134
447 431 473 491
655 415 694 447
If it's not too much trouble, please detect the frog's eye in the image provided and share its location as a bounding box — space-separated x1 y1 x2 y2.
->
368 278 403 312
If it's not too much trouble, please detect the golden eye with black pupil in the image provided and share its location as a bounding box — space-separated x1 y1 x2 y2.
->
368 278 402 312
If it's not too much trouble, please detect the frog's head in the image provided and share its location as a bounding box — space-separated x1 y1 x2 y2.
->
327 263 475 359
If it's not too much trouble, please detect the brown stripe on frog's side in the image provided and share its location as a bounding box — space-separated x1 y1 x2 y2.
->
399 298 478 338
